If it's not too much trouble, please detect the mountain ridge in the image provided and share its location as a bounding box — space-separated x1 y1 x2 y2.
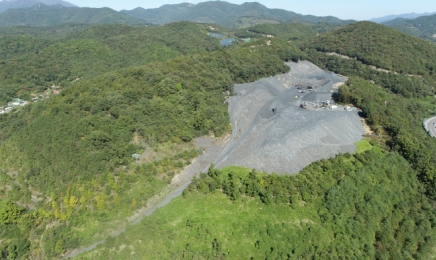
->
383 14 436 43
121 1 354 28
0 0 77 13
370 12 436 23
0 4 149 27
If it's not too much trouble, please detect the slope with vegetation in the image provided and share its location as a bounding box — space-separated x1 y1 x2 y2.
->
82 147 436 259
234 21 318 42
0 22 221 102
384 14 436 43
0 22 304 258
371 12 436 23
0 23 90 39
304 21 436 76
122 1 353 29
0 0 77 13
0 4 149 27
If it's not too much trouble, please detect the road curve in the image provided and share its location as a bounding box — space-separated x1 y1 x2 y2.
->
424 116 436 137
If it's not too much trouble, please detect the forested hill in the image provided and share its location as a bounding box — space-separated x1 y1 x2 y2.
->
234 22 318 42
0 0 77 13
303 21 436 76
121 1 354 29
0 4 149 27
384 14 436 43
0 23 90 39
0 22 222 102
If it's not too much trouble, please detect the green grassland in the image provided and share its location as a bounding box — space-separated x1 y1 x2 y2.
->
83 191 322 259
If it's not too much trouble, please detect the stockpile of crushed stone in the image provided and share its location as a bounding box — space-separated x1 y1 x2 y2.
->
215 61 365 174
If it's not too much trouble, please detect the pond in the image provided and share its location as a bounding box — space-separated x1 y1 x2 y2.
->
220 38 235 46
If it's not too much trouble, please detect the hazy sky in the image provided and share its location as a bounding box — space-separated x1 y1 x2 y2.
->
67 0 436 20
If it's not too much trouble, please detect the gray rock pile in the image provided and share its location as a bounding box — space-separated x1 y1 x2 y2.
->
215 61 365 174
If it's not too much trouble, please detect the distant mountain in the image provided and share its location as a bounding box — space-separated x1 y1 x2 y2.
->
384 14 436 43
122 1 354 29
370 12 436 23
0 4 149 27
0 0 77 13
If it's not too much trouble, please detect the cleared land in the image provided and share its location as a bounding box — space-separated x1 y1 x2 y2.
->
215 61 365 174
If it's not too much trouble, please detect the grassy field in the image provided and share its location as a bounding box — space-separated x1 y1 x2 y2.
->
79 186 327 259
355 139 374 154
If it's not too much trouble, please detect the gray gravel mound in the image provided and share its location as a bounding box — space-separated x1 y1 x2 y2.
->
215 61 365 174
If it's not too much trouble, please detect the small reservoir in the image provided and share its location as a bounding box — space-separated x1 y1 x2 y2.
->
220 38 235 46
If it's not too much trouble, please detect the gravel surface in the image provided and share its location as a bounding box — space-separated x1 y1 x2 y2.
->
215 61 365 174
171 137 225 186
424 116 436 137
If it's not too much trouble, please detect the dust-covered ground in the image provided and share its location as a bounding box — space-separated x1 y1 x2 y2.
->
215 61 365 174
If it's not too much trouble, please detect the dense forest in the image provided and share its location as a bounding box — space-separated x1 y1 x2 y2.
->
0 4 149 27
0 22 221 102
384 14 436 43
0 23 90 39
234 22 318 42
303 21 436 77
